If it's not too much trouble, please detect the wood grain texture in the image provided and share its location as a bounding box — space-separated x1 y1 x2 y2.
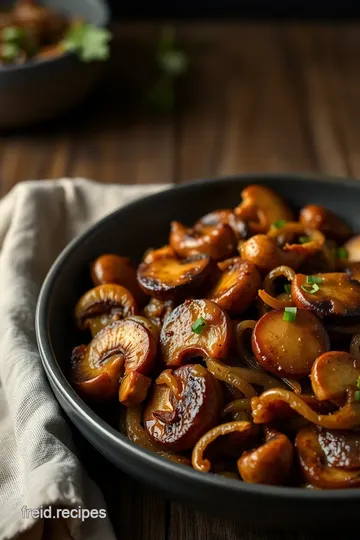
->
2 22 358 540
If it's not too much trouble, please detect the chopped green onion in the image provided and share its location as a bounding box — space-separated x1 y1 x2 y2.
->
283 307 297 322
299 236 310 244
356 376 360 390
301 283 320 294
284 284 292 294
306 275 324 284
336 247 349 260
355 390 360 401
191 317 207 334
272 219 287 229
3 26 25 43
2 42 20 62
62 22 112 63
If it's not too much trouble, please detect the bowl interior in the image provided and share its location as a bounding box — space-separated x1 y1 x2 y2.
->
39 173 360 501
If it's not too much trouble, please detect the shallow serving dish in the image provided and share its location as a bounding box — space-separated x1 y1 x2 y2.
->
0 0 109 129
36 173 360 530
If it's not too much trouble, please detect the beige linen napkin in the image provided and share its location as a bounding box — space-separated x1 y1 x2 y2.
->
0 179 168 540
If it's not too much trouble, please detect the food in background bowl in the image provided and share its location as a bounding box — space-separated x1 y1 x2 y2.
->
68 184 360 489
0 0 111 65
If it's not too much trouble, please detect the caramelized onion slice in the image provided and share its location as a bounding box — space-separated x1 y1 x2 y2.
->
192 421 253 472
296 427 360 489
252 388 360 429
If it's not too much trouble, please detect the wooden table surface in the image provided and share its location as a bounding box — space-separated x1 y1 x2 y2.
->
2 22 359 540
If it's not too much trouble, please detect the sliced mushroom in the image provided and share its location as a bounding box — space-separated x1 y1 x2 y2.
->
191 421 255 472
75 284 138 334
144 364 223 452
119 371 151 406
70 320 157 400
196 209 248 240
299 204 352 243
207 257 261 315
311 351 360 402
240 235 304 273
170 221 237 261
143 297 175 332
252 309 330 377
126 315 160 343
238 429 294 485
234 185 294 234
137 248 211 301
296 427 360 489
91 254 146 305
292 273 360 324
318 428 360 470
160 299 232 367
345 235 360 263
267 222 325 256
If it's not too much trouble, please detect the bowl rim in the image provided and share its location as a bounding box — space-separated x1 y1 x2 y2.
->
36 172 360 502
0 0 110 73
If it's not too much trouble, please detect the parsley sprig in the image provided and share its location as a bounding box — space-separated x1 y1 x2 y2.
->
62 22 111 63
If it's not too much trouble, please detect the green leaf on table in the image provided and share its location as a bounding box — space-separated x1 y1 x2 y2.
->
62 22 112 63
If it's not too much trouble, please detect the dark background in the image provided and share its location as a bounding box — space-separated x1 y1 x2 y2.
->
108 0 360 19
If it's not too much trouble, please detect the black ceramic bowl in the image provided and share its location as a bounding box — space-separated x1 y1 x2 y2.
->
0 0 109 129
36 174 360 530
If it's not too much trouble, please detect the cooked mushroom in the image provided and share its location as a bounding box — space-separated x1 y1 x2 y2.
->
267 222 325 256
296 427 360 489
238 428 294 485
119 371 151 406
318 428 360 470
252 309 330 377
169 221 237 261
126 315 160 343
196 209 248 240
137 248 212 301
207 257 261 315
144 364 223 452
311 351 360 402
240 235 305 273
70 319 157 400
299 204 352 243
191 421 254 472
143 297 175 331
91 254 146 305
292 273 360 324
234 185 294 234
345 235 360 263
75 284 138 336
160 299 232 367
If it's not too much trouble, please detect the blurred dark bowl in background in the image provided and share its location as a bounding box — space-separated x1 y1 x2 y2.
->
0 0 109 130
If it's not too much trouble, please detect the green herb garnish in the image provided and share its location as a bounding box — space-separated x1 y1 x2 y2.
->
191 317 207 334
283 307 297 322
62 22 111 62
356 376 360 390
301 283 320 294
3 26 26 44
272 219 287 229
306 276 323 284
284 284 292 294
299 236 310 244
2 42 21 62
354 390 360 401
336 247 349 260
